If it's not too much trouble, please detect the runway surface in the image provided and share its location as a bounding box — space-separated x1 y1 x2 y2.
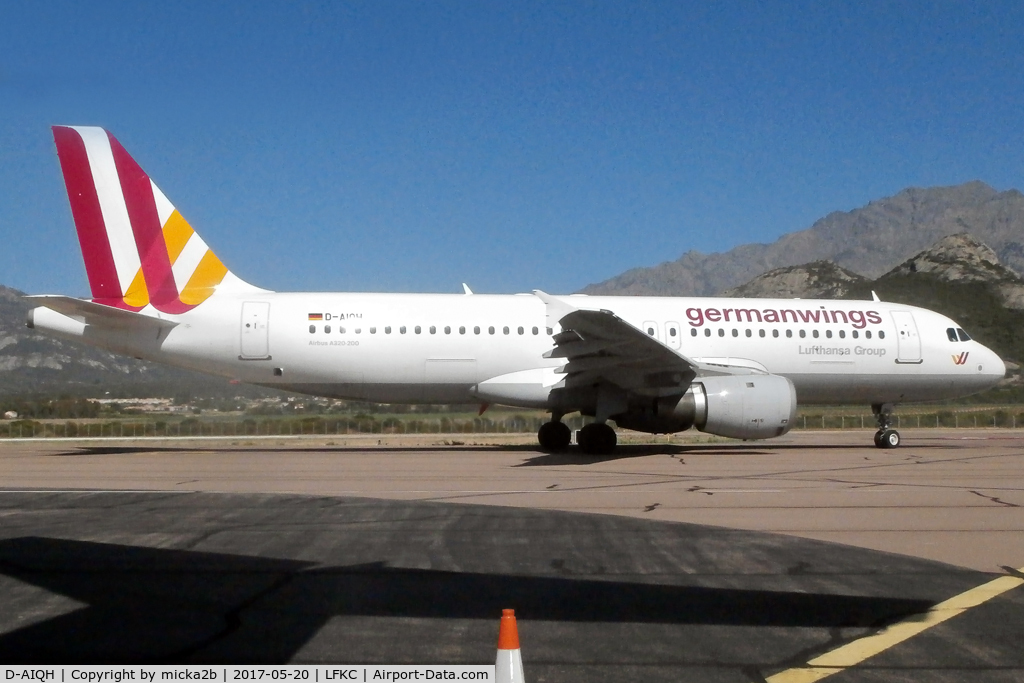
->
1 429 1023 680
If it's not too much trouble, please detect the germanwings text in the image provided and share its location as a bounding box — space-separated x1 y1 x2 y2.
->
686 306 883 329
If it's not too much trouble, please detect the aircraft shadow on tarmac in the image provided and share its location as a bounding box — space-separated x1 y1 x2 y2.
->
58 444 774 462
0 536 935 664
54 445 544 457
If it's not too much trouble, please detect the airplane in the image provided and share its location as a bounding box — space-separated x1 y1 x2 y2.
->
25 126 1006 454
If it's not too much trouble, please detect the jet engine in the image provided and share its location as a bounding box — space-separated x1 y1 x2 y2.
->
613 374 797 440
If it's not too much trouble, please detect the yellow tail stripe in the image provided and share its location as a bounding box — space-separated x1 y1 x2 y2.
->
179 250 229 305
123 268 150 308
162 210 195 264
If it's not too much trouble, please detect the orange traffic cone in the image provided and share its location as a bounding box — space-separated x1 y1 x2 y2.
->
495 608 525 682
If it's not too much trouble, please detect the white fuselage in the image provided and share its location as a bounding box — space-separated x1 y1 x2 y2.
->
66 292 1005 407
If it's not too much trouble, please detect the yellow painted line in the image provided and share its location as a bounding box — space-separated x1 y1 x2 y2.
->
766 568 1024 683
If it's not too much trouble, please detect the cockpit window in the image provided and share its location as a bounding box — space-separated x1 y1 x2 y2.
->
947 328 958 342
957 328 971 342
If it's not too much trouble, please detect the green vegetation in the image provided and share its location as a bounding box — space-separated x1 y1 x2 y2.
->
3 405 1024 439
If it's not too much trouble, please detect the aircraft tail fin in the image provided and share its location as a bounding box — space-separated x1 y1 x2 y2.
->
51 126 264 314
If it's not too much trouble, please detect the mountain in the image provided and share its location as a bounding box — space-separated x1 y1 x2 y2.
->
721 260 869 299
725 233 1024 308
884 233 1024 310
582 181 1024 296
0 285 268 398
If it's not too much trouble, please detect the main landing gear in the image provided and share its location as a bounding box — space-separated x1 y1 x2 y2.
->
872 403 901 449
537 420 571 452
536 418 617 455
576 422 617 455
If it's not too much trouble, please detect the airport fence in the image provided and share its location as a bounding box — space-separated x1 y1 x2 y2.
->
0 409 1023 439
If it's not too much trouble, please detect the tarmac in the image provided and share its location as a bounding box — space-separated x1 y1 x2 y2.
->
1 429 1023 681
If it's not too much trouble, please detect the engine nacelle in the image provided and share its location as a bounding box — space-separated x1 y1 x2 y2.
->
696 374 796 439
612 374 797 440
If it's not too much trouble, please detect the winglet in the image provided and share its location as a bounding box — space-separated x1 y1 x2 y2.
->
533 290 576 328
871 290 881 302
462 283 474 295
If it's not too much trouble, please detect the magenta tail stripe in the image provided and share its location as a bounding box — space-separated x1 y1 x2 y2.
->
107 132 181 310
52 127 123 301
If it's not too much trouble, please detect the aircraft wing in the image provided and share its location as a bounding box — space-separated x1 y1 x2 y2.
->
534 291 764 396
25 295 178 330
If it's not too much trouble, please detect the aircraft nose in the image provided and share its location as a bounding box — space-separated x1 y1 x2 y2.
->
980 346 1006 383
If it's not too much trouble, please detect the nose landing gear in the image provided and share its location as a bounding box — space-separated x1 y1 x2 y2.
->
872 403 901 449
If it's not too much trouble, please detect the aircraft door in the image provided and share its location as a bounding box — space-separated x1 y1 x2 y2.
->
891 310 922 364
240 302 271 360
666 321 682 349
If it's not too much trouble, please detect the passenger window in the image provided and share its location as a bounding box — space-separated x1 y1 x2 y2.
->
839 330 845 339
851 330 858 339
865 330 872 339
957 328 971 341
691 328 698 337
309 325 315 334
355 328 362 334
415 326 421 334
647 327 655 336
488 326 495 335
400 326 406 334
772 329 778 338
746 329 752 337
473 326 480 335
718 329 725 337
503 326 510 335
532 327 539 335
518 326 524 335
947 328 958 342
879 331 885 339
732 329 738 337
799 330 806 338
758 329 765 338
429 326 436 334
339 327 346 334
459 326 466 335
669 327 677 337
704 328 711 337
812 330 819 338
786 330 792 338
370 327 377 334
444 326 451 334
325 325 331 333
825 330 831 339
546 327 553 334
384 326 391 334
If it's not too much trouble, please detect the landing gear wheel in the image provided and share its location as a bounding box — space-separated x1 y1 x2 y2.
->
538 421 571 452
577 423 617 455
872 403 899 449
874 429 900 449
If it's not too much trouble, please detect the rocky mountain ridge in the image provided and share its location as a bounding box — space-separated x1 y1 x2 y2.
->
725 233 1024 310
582 181 1024 297
722 261 869 299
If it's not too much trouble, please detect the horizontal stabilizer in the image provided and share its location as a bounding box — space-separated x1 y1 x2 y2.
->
25 295 178 330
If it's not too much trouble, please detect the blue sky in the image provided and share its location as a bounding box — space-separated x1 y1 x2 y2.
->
2 1 1023 296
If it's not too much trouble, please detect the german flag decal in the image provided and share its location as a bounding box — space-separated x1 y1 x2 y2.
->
308 313 323 321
